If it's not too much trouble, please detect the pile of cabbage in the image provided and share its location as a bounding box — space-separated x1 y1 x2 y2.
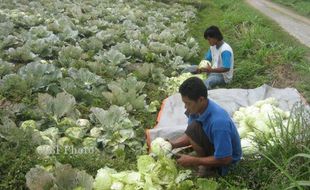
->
162 72 206 95
26 152 220 190
233 98 290 154
26 155 194 190
92 138 187 189
93 155 189 190
26 137 220 190
162 59 210 95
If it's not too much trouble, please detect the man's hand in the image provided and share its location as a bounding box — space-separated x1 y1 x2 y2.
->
167 134 190 149
195 68 202 74
205 65 212 73
196 65 212 74
177 154 197 167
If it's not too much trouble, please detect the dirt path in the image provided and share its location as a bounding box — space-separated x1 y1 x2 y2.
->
246 0 310 48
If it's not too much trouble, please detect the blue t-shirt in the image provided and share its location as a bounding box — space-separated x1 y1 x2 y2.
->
205 49 232 69
188 99 242 175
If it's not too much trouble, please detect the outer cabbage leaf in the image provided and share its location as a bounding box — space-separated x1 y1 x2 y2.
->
150 157 178 185
90 106 129 128
133 63 166 85
79 36 103 52
196 178 218 190
93 167 117 190
68 67 105 90
162 72 206 95
0 59 14 77
18 62 62 91
26 166 55 190
38 92 77 121
137 155 156 174
58 45 83 67
6 45 37 62
102 76 146 110
53 163 93 190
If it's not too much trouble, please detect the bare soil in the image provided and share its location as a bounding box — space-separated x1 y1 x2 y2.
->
271 64 300 88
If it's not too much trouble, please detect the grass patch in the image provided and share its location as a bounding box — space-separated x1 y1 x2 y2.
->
221 103 310 189
271 0 310 18
0 127 40 189
187 0 310 188
188 0 310 102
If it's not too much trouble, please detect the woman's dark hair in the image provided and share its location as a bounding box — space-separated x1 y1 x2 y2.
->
179 77 208 101
204 25 223 41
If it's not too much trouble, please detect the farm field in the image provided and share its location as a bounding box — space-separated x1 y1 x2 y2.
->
0 0 309 189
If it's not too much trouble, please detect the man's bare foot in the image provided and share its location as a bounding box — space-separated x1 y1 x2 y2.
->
196 165 218 178
196 165 207 177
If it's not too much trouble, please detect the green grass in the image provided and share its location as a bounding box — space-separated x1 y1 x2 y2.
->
221 103 310 189
0 127 40 189
271 0 310 18
186 0 310 189
188 0 310 102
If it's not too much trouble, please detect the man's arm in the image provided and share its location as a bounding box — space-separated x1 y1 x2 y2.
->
205 49 212 62
177 154 232 167
177 127 234 167
169 134 191 149
199 66 229 73
198 50 231 73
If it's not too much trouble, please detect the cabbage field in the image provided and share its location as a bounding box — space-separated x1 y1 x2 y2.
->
0 0 309 189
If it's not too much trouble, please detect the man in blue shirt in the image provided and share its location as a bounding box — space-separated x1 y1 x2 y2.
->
196 26 234 90
170 77 242 177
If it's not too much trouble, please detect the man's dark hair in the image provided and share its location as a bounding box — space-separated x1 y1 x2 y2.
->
179 77 208 101
204 25 223 41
